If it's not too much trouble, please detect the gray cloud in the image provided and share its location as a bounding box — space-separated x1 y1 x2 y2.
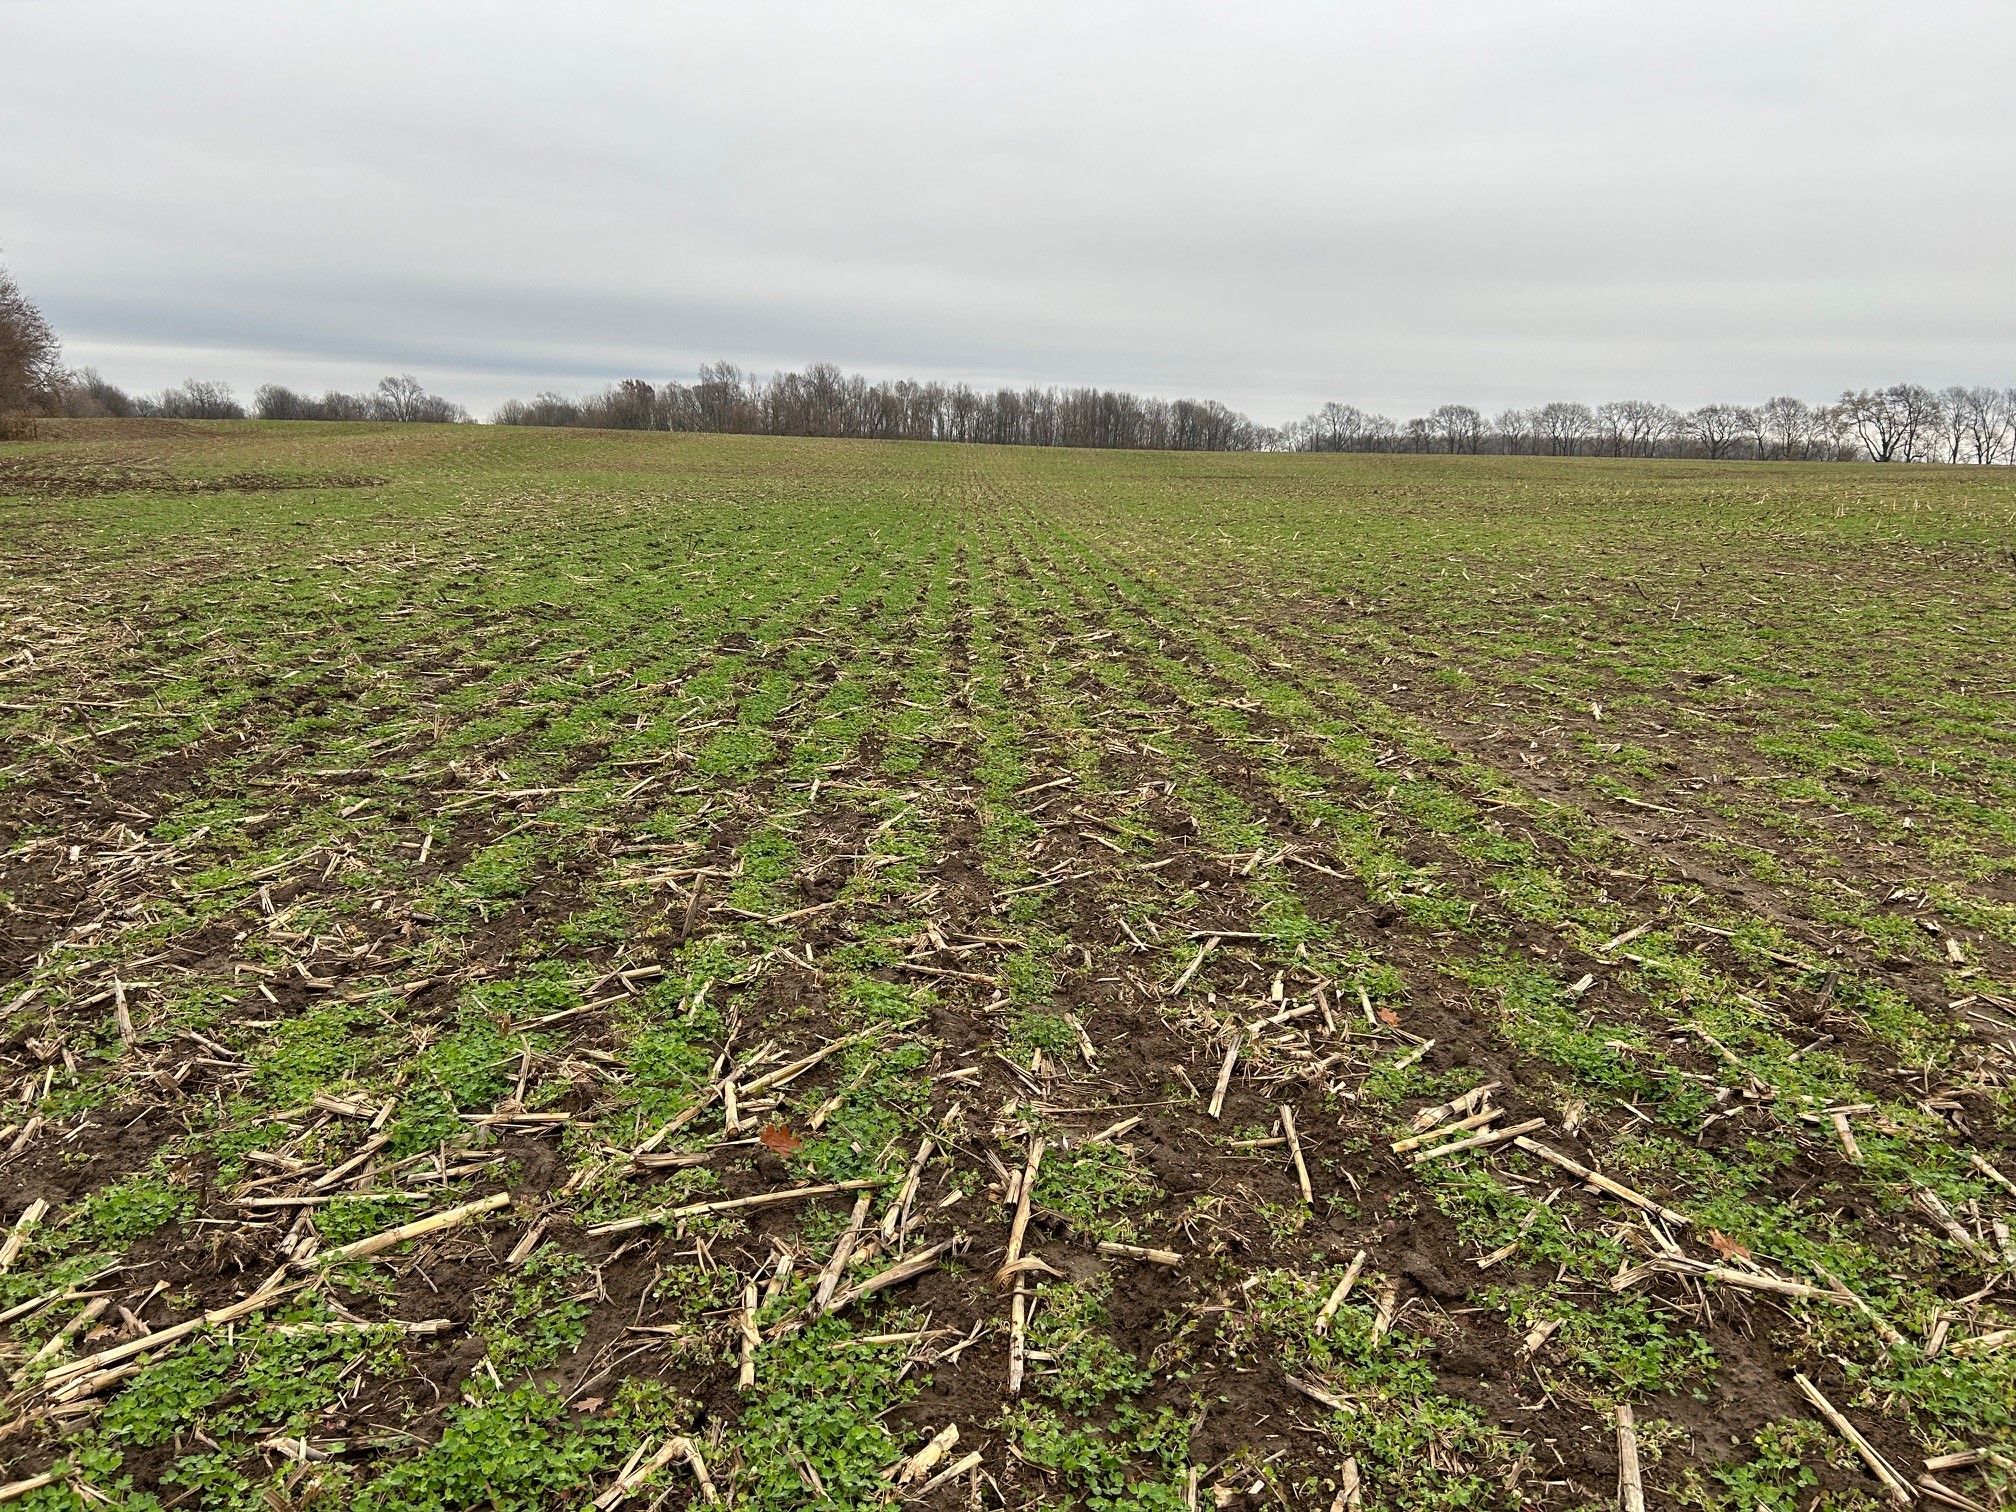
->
5 0 2011 421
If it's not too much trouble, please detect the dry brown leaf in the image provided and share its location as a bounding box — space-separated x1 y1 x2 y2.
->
759 1123 804 1154
1706 1229 1751 1262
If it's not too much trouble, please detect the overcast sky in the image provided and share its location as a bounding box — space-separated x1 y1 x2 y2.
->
5 0 2012 423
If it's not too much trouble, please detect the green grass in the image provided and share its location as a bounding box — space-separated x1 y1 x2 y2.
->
1 422 2012 1509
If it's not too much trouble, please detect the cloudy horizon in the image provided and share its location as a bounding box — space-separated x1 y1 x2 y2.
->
5 0 2012 425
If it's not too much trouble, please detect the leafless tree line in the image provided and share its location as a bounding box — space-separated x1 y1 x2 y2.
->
254 375 471 424
8 263 2014 462
495 373 2016 463
493 363 1264 451
18 371 469 423
25 368 243 420
2 272 474 425
1282 387 2016 463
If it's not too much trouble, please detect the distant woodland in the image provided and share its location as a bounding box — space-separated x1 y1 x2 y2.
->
493 367 2016 464
5 266 2012 463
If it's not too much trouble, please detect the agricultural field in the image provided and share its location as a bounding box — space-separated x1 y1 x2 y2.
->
1 420 2014 1512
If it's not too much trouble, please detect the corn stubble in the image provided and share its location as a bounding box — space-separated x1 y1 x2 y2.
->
0 421 2012 1510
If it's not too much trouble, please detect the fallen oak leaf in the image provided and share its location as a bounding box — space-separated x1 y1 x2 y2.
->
759 1123 803 1155
1706 1228 1751 1262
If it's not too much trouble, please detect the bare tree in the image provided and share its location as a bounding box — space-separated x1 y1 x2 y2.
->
368 374 468 423
256 384 383 421
1638 401 1682 457
1588 400 1675 457
1592 402 1632 457
1947 386 2010 465
1937 387 1973 464
0 265 63 415
1686 403 1754 459
1897 385 1944 461
1534 402 1593 456
1838 384 1942 462
372 374 427 421
1756 396 1817 460
1429 403 1482 453
52 368 135 418
493 392 584 426
691 363 757 432
1989 389 2016 464
1836 390 1895 460
1492 408 1534 455
590 379 658 430
135 380 245 419
1292 402 1375 451
256 384 317 420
